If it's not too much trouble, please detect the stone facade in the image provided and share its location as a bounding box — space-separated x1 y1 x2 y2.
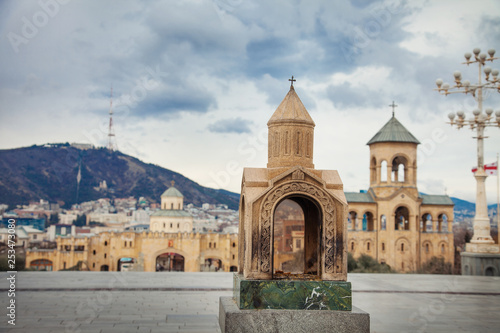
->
26 184 237 272
346 115 455 272
26 231 238 272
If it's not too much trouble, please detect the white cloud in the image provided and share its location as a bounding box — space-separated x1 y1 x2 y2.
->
1 0 499 205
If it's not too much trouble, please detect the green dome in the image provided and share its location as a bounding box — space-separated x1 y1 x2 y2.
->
367 115 420 145
161 186 184 198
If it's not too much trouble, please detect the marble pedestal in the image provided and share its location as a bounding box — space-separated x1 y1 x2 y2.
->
219 274 369 333
219 297 370 333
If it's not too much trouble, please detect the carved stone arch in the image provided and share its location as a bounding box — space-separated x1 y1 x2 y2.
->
259 180 340 280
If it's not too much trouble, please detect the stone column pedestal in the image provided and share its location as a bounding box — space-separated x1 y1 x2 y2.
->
461 251 500 276
219 297 370 333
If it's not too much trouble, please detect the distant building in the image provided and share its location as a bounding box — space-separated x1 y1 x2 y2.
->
345 114 454 272
149 182 193 233
0 225 44 248
0 217 46 231
59 213 78 225
47 224 76 241
70 143 95 150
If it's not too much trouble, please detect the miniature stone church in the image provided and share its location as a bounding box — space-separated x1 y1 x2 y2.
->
219 79 369 332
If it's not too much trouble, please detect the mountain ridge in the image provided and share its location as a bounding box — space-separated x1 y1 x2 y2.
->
0 144 240 209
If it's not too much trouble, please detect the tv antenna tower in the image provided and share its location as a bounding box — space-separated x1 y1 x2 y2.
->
107 86 117 151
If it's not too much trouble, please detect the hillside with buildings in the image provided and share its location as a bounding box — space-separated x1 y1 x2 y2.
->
0 144 239 210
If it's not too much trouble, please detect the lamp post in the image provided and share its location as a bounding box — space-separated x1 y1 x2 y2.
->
435 47 500 250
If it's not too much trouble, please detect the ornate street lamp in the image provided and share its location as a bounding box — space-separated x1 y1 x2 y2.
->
435 47 500 250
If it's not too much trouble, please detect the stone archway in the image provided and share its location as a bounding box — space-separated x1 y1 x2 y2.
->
156 252 185 272
259 180 342 280
272 197 319 278
150 248 189 272
30 259 53 271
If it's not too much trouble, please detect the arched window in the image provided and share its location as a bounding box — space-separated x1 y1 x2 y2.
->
425 243 429 253
381 160 387 182
365 212 374 231
441 244 445 254
381 242 385 251
370 157 377 183
422 214 432 232
398 163 405 182
401 243 404 252
391 156 407 182
367 242 370 251
209 242 212 248
380 215 386 230
395 206 410 230
171 203 173 209
351 241 355 251
274 131 280 157
438 214 448 232
348 211 357 231
232 242 236 248
104 241 108 246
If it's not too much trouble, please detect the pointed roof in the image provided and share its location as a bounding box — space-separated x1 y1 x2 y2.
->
267 86 315 126
367 115 420 145
161 186 184 198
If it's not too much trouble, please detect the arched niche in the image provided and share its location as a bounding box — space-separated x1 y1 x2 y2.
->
273 197 319 277
258 181 342 280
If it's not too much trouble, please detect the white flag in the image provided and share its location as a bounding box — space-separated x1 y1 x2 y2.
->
471 162 497 176
484 162 498 176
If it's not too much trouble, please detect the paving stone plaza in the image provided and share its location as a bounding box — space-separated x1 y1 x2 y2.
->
1 272 499 332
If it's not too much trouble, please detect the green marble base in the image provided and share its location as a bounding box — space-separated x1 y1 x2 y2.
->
233 274 351 311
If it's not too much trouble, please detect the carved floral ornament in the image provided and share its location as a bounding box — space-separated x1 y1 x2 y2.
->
259 181 337 274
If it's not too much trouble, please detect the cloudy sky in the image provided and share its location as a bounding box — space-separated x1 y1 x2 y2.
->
1 0 500 203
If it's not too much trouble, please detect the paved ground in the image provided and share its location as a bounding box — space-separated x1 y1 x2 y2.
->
1 272 499 332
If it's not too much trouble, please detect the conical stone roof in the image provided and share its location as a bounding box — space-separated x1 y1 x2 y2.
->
267 86 315 126
367 115 420 145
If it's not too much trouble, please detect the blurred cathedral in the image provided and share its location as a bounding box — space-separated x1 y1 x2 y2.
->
345 112 454 272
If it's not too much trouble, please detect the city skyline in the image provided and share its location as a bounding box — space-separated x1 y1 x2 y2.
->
1 1 500 203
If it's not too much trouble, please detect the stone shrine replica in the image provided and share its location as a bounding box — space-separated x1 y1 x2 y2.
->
219 80 369 332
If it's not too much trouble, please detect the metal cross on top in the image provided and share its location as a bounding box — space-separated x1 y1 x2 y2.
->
289 75 296 87
389 101 398 117
171 180 175 187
